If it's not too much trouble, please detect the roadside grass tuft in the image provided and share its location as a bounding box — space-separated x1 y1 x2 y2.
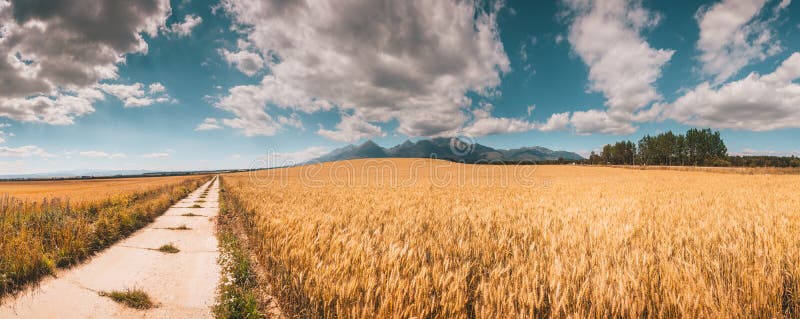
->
165 225 191 230
157 243 180 254
100 288 156 309
181 212 204 217
191 204 202 208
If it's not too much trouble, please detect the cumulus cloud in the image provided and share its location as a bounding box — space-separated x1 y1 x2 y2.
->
97 82 174 107
219 0 510 137
0 89 101 125
461 104 537 137
569 109 637 135
148 82 166 94
168 14 202 37
194 118 223 131
696 0 788 83
553 0 673 135
660 52 800 131
215 76 334 136
0 145 54 158
221 49 264 77
79 151 127 159
562 0 674 114
317 114 385 143
538 112 572 132
0 0 171 124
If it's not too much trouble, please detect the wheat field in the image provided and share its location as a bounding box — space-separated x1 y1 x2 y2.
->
0 176 198 203
220 159 800 318
0 175 209 297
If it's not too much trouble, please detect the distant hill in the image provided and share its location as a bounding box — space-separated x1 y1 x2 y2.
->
310 138 584 163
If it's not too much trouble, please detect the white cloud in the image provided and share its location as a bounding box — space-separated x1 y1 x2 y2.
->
141 152 170 159
195 118 223 131
317 114 385 143
563 0 673 114
221 49 264 77
526 105 536 116
168 14 202 37
461 104 536 137
148 82 166 94
570 109 637 135
97 82 174 107
554 0 673 135
215 76 334 136
538 112 571 132
0 0 172 124
79 151 127 159
0 145 54 158
660 52 800 131
219 0 510 138
278 114 304 130
696 0 788 83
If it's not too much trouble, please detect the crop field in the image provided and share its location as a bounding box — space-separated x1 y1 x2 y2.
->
0 176 201 203
0 175 209 296
221 158 800 318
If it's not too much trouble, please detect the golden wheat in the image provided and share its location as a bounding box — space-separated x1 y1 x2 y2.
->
220 159 800 318
0 175 209 297
0 176 198 203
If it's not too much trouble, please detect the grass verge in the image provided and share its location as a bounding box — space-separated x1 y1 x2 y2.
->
214 179 267 319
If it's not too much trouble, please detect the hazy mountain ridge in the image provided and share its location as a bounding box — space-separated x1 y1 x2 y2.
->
310 138 585 163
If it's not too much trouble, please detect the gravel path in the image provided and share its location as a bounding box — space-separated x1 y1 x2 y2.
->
0 177 221 318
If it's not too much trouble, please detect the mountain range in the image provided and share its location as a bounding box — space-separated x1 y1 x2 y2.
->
309 138 584 163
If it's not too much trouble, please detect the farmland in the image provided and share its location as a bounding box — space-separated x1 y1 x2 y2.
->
221 158 800 318
0 175 210 296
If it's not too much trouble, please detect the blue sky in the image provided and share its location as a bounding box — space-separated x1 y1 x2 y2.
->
0 0 799 174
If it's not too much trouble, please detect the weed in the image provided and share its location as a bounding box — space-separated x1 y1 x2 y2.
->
100 288 155 309
157 244 180 254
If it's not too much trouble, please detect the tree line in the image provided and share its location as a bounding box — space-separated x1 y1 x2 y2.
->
585 128 800 167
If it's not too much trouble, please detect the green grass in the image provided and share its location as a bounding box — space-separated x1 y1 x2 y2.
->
157 244 180 254
100 288 156 309
181 212 204 217
215 182 265 319
191 204 203 208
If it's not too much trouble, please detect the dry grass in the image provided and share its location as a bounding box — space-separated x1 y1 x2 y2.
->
221 158 800 318
157 244 180 254
100 288 156 309
0 175 208 297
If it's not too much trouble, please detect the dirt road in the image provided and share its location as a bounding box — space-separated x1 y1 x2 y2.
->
0 177 221 318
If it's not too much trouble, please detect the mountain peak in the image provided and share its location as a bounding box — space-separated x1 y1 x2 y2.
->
308 138 584 163
359 140 379 148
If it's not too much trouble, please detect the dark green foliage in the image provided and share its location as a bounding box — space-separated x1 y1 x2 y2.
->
589 128 731 166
